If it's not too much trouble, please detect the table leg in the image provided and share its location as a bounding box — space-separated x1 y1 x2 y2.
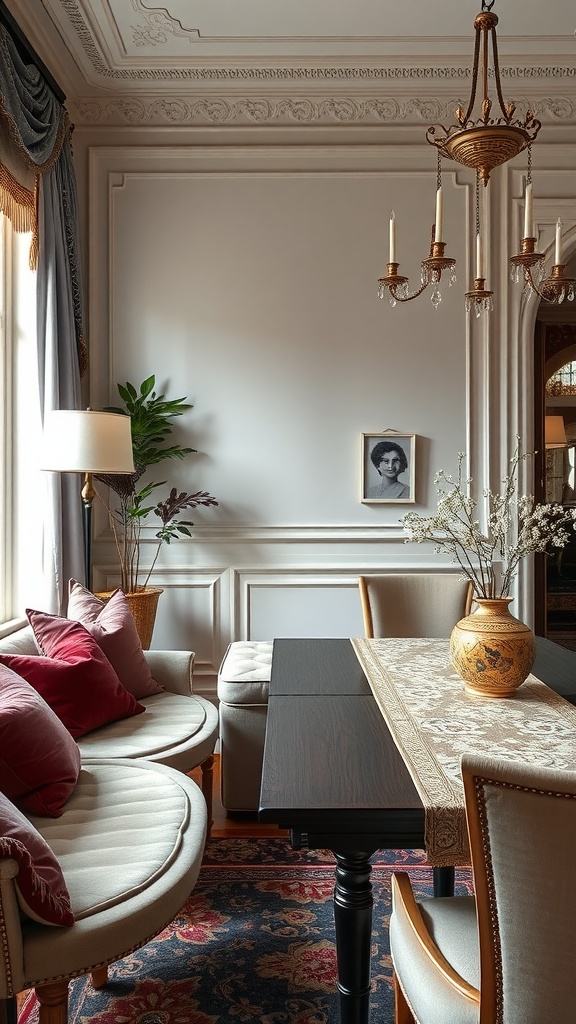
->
333 851 373 1024
433 865 455 896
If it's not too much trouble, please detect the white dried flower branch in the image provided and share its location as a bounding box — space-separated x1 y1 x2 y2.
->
402 439 576 599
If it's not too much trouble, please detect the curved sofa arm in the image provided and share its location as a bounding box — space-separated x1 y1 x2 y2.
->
143 650 195 696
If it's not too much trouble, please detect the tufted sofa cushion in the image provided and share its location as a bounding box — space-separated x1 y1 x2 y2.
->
78 692 206 761
1 758 207 997
30 761 200 920
217 640 272 706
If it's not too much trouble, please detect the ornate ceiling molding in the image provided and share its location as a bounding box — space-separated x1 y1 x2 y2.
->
53 1 576 84
71 93 576 127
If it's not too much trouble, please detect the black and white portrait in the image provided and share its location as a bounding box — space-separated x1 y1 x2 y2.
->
361 433 415 504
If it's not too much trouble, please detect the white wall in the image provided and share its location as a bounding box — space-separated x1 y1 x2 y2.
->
74 128 576 697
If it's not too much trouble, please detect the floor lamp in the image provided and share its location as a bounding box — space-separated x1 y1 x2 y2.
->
41 410 135 590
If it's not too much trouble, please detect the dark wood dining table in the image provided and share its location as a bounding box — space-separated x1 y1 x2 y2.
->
258 634 576 1024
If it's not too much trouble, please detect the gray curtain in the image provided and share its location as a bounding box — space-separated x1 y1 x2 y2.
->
0 21 86 612
37 134 85 612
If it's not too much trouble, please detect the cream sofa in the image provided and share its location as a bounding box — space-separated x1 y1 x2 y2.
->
0 624 219 826
0 625 216 1024
0 758 207 1024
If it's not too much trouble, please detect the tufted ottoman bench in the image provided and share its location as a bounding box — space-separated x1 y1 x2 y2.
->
217 641 272 811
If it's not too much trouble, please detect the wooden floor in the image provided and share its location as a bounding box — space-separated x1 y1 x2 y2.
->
190 754 288 839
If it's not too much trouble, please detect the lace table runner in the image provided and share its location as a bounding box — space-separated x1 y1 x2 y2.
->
351 637 576 866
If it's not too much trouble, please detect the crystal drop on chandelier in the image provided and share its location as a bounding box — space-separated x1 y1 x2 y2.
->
431 288 442 308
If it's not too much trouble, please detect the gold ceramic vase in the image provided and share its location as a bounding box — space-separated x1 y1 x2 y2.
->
450 597 536 698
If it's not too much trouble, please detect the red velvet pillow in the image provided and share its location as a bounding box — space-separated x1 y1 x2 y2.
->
67 580 163 699
0 790 74 926
0 664 81 817
0 611 145 739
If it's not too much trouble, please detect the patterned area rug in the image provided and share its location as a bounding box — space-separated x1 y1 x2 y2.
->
19 838 473 1024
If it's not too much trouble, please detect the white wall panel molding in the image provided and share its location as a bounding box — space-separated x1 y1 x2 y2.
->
91 566 228 696
233 566 464 641
93 521 408 543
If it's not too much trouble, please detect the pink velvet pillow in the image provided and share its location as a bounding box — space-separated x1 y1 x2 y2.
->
0 612 145 739
0 664 81 817
67 580 163 699
0 790 74 926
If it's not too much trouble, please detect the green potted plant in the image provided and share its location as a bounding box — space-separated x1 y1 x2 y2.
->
95 375 218 646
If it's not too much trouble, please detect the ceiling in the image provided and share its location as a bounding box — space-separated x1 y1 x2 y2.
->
3 0 576 127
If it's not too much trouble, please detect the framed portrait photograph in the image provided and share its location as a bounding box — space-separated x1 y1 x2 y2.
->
361 431 416 504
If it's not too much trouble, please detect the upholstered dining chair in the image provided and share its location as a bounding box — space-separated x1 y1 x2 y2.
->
389 753 576 1024
358 573 472 638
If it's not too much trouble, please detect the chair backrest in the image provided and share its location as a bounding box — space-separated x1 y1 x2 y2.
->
462 753 576 1024
358 573 472 638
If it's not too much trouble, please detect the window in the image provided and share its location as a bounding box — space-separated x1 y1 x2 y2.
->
546 361 576 397
0 216 42 626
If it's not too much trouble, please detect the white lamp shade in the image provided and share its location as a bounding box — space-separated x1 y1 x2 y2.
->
545 415 568 449
40 410 135 473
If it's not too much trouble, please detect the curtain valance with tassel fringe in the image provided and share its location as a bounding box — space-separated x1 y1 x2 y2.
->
0 21 69 269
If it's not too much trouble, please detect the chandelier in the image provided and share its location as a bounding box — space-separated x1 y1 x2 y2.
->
378 2 574 313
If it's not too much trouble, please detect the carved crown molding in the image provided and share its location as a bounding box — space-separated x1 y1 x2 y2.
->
71 93 576 127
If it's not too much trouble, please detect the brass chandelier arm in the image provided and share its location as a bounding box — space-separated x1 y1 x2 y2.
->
460 13 483 126
378 266 428 303
522 265 576 304
488 20 511 121
378 244 457 307
509 237 576 305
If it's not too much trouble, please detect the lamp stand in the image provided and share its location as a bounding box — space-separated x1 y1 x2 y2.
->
81 471 96 591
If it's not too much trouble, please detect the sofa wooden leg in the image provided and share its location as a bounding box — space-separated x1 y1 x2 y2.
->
90 966 108 988
200 754 214 838
394 975 415 1024
35 979 69 1024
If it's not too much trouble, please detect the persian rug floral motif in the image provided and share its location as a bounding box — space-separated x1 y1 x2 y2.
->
19 839 472 1024
352 636 576 866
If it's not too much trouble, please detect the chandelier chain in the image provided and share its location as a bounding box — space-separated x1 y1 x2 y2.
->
481 0 496 10
476 170 481 239
527 143 532 187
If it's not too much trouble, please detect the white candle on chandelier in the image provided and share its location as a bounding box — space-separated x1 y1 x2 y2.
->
523 182 533 239
434 186 443 243
389 210 396 263
476 231 483 280
555 218 563 266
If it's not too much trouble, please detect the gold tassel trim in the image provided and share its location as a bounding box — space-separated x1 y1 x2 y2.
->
0 162 39 269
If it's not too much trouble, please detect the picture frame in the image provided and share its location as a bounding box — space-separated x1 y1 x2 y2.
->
361 431 416 504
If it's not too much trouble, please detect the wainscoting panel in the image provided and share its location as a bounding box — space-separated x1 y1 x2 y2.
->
235 568 368 641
